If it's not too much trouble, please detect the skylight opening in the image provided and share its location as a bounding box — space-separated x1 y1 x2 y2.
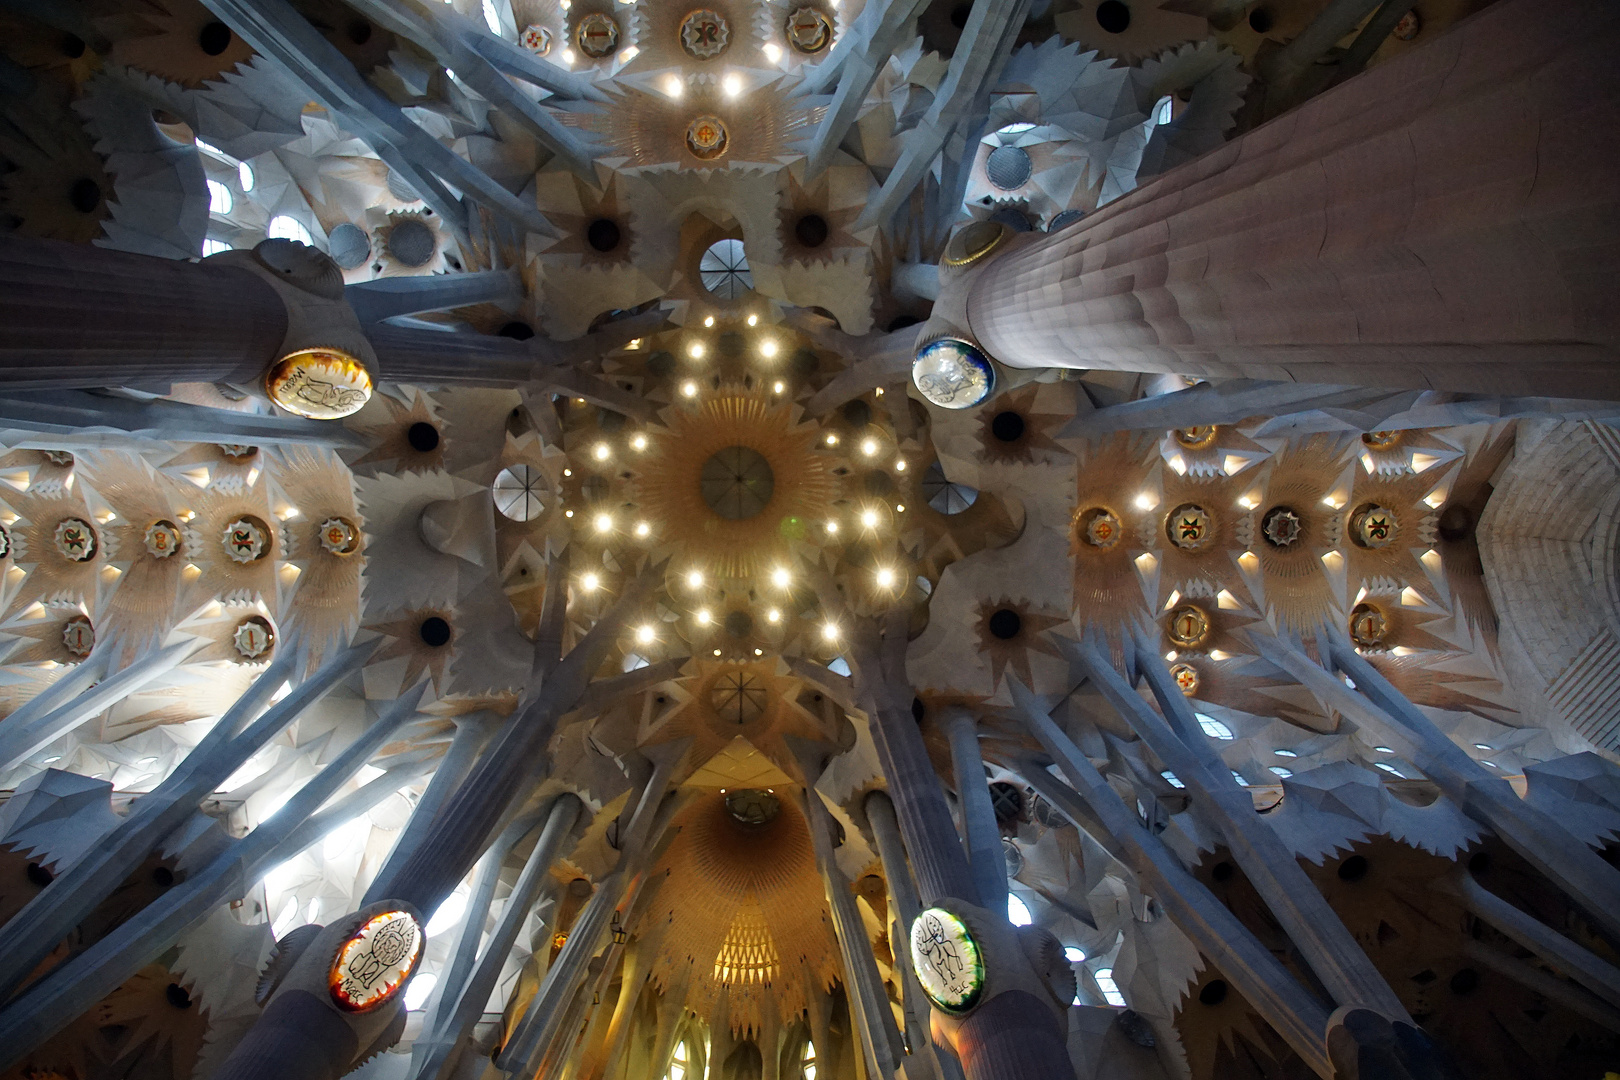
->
1095 967 1126 1006
1007 893 1034 926
1196 714 1233 740
267 215 314 245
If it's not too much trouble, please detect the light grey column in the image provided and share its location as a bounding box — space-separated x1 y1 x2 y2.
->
940 709 1009 913
865 791 965 1080
0 236 287 390
1113 631 1411 1021
0 391 366 448
346 271 523 327
0 637 200 771
802 786 900 1080
0 683 428 1069
412 794 581 1080
0 640 374 1003
0 646 112 740
1004 679 1335 1078
1461 940 1620 1033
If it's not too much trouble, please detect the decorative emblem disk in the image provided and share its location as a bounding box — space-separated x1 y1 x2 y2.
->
62 615 94 659
1170 662 1200 695
679 9 729 58
1078 507 1121 549
520 24 554 54
1361 430 1401 451
912 338 995 410
1261 506 1302 549
222 517 269 564
329 910 423 1013
685 114 729 160
575 13 620 57
265 348 373 420
1174 425 1218 450
1166 604 1212 648
319 516 362 556
54 518 97 562
1165 503 1214 550
1350 504 1398 549
144 520 182 559
233 616 276 660
910 907 985 1015
785 6 833 52
1349 602 1389 648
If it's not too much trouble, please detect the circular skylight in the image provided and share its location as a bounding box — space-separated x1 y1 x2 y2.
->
699 238 753 299
493 465 545 520
700 446 774 519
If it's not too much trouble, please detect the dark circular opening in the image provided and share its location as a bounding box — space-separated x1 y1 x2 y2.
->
887 314 922 333
198 21 233 55
949 3 973 28
1437 505 1473 542
348 19 373 44
499 321 535 341
26 862 53 887
991 411 1026 442
69 177 101 214
724 610 754 638
1467 850 1492 876
700 446 776 520
842 399 872 428
988 781 1024 822
1448 968 1480 996
864 470 895 496
151 866 175 887
718 331 745 359
586 218 622 252
419 616 451 647
1096 0 1131 33
1198 979 1228 1006
794 213 829 248
166 982 193 1009
407 422 441 452
911 696 926 723
988 608 1022 639
61 33 86 58
1211 860 1234 882
1337 854 1369 882
1248 6 1274 32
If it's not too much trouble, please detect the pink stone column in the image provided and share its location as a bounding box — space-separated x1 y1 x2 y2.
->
959 0 1620 399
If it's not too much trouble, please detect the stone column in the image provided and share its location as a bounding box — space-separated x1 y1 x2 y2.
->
942 0 1620 399
0 236 286 389
940 709 1010 913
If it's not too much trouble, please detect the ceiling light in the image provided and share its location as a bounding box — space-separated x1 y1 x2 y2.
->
593 443 610 461
664 74 683 98
874 387 884 396
722 73 742 98
860 438 878 456
747 314 759 327
713 649 722 656
561 47 575 63
825 433 838 446
631 434 647 450
593 513 613 533
634 521 651 537
822 622 839 642
681 381 698 397
696 609 712 625
875 567 896 587
766 607 781 623
860 509 879 528
688 341 706 359
825 520 838 534
703 315 715 328
565 509 575 518
763 42 782 62
772 380 785 393
895 459 906 471
563 468 572 476
895 504 904 512
771 567 791 588
581 572 600 591
754 648 763 656
1134 493 1156 510
635 624 656 644
687 569 704 588
759 339 778 358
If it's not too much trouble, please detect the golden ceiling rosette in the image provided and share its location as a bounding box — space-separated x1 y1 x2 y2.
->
630 392 840 580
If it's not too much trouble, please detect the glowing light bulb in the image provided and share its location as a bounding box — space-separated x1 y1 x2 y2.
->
895 459 906 471
825 520 838 534
860 508 879 528
563 468 572 477
635 624 656 644
822 622 839 642
594 513 613 533
763 42 782 62
682 381 698 398
696 608 712 625
895 504 905 512
631 434 648 450
593 443 610 461
771 566 791 588
635 521 651 537
860 438 878 456
766 607 781 623
582 572 600 591
772 380 785 393
825 433 838 446
664 74 683 98
565 509 575 518
746 314 759 327
689 341 706 359
759 339 778 358
1134 493 1156 510
703 315 715 328
876 567 896 588
687 570 704 588
722 73 742 98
